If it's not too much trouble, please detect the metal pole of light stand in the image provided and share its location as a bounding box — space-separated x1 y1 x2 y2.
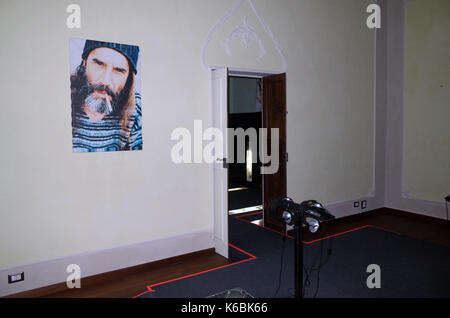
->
445 196 450 227
294 213 303 299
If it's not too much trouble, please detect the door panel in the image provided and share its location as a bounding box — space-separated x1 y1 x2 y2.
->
211 68 229 258
262 73 287 232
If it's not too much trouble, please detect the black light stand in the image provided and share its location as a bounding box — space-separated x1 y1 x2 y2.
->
293 212 303 298
445 195 450 227
270 198 335 299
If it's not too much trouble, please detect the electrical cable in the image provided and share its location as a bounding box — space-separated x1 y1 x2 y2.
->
302 235 334 298
273 227 287 298
313 239 325 298
313 236 333 298
302 238 323 296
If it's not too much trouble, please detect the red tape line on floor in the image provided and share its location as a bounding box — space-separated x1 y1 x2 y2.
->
234 211 401 243
132 211 398 298
132 243 257 298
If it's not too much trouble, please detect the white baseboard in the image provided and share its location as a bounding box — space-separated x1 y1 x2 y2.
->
0 229 214 297
326 196 383 219
327 195 448 221
386 197 448 221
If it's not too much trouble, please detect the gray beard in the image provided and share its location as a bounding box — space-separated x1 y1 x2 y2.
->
84 94 114 115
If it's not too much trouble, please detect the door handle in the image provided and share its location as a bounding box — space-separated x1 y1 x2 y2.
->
216 158 228 169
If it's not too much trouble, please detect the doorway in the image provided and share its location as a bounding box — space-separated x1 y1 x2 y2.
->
211 68 286 259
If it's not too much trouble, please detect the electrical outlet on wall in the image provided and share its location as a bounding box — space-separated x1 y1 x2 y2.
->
361 200 367 209
8 272 24 284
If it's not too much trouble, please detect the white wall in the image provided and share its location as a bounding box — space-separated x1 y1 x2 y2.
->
284 0 375 206
384 0 449 220
0 0 375 296
403 0 450 203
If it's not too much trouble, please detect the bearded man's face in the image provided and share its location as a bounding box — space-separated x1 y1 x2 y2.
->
83 47 130 116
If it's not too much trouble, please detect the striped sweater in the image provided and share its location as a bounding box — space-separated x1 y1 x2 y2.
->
72 94 142 152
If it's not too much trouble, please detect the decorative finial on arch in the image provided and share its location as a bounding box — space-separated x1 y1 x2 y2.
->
201 0 287 71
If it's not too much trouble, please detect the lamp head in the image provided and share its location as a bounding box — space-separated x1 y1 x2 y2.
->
270 197 335 230
302 200 335 222
305 217 320 233
282 210 294 226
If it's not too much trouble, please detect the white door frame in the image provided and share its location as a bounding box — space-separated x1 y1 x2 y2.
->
210 66 281 259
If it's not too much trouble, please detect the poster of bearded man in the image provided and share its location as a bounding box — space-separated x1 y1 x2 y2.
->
69 38 142 152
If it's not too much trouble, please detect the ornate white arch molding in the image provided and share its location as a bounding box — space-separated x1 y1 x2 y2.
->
201 0 287 71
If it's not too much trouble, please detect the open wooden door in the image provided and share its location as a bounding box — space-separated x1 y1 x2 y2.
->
262 73 287 232
211 68 229 258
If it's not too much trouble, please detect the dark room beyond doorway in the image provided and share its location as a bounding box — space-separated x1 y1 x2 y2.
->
228 76 263 215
